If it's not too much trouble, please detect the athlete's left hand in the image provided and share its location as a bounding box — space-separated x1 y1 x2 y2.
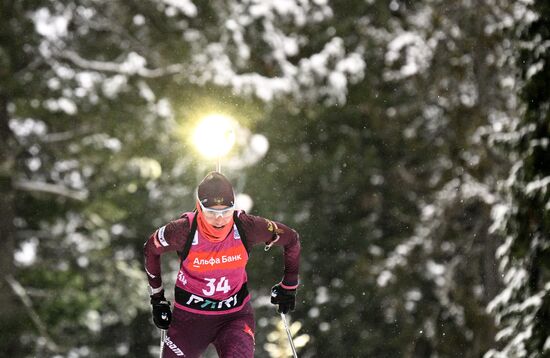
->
271 284 296 314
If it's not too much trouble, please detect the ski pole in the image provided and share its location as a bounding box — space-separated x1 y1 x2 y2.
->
280 312 298 358
159 329 166 358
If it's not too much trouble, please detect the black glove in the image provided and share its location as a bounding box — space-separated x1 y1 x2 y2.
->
150 291 172 330
271 284 297 314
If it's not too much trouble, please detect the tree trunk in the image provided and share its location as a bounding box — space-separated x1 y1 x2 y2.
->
0 92 21 353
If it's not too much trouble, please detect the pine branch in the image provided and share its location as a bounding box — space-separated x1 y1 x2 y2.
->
14 179 88 201
5 275 60 353
61 50 185 78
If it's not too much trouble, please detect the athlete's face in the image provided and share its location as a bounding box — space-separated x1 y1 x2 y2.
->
202 205 234 228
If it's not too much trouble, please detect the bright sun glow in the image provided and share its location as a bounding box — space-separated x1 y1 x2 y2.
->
192 114 236 158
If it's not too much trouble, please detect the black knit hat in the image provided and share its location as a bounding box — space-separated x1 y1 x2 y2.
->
197 172 235 208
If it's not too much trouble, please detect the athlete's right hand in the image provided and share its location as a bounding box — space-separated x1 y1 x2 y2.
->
150 291 172 330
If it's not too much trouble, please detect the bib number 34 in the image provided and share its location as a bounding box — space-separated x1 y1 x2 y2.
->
202 277 231 296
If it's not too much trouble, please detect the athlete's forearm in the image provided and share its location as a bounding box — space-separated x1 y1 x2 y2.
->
280 229 300 287
239 213 302 286
143 235 163 293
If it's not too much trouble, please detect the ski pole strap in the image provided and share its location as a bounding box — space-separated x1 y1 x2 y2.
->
174 283 249 312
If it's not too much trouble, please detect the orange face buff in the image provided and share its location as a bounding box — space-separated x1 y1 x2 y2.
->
196 201 234 243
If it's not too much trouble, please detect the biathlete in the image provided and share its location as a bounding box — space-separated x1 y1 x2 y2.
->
143 172 301 357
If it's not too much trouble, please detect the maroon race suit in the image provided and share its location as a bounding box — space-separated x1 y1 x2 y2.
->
143 210 301 357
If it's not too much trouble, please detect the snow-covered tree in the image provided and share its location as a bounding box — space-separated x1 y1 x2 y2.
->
485 0 550 356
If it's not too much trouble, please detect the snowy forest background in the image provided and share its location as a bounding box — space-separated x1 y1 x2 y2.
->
1 0 549 357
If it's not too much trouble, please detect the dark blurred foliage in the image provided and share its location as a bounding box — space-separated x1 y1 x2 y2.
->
0 0 547 357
